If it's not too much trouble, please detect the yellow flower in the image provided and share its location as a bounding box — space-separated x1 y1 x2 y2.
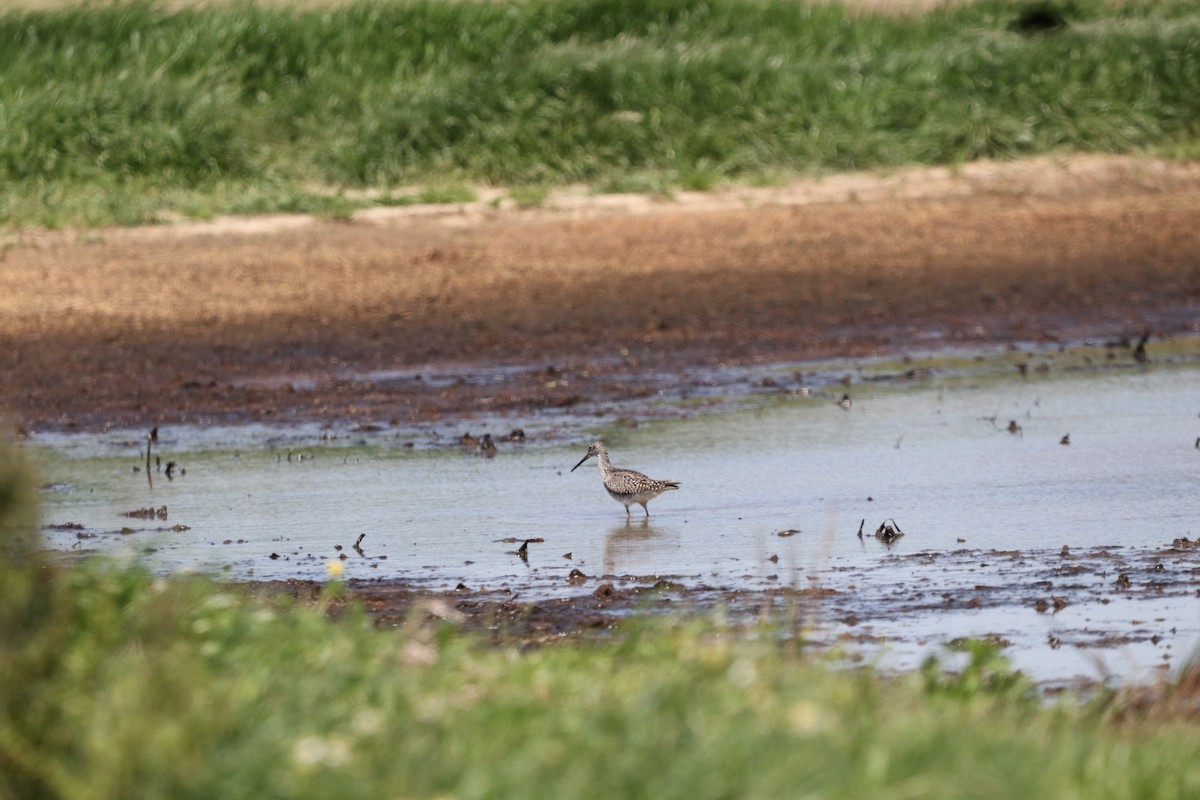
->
325 560 345 579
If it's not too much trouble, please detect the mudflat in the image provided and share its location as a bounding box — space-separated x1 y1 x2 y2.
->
3 154 1199 433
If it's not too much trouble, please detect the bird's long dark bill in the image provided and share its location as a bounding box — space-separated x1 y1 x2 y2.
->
570 454 592 472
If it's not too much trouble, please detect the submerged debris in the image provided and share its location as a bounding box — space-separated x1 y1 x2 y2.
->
980 414 1024 436
146 426 156 456
1133 329 1150 364
874 518 905 544
122 505 168 520
1033 596 1067 614
858 517 905 544
515 539 536 561
477 433 496 458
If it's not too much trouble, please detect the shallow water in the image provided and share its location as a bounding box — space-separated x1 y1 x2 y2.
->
31 354 1200 687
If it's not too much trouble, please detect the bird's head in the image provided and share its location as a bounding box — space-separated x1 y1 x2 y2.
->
570 440 606 472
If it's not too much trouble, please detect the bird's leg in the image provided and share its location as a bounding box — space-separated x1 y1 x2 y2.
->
641 503 650 518
625 506 631 521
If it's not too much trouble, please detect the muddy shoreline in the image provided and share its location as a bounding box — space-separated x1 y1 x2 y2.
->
4 155 1199 434
249 532 1200 686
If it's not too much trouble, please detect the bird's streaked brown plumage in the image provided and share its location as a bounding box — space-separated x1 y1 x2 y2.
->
571 440 679 519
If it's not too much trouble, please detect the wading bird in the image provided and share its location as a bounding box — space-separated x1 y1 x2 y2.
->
570 440 679 520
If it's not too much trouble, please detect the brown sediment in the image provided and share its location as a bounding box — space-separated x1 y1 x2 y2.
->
4 155 1198 434
244 539 1200 678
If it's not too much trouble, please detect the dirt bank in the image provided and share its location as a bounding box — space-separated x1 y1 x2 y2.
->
3 155 1199 433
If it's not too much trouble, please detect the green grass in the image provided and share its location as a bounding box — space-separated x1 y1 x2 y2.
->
508 184 552 208
3 443 1200 798
1 0 1198 227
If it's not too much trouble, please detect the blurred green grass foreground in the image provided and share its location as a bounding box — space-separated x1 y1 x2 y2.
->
3 443 1200 797
1 0 1199 227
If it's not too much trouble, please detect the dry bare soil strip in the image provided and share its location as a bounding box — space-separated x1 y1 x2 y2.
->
3 156 1199 432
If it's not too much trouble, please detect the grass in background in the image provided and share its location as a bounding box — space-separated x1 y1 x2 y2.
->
1 0 1199 227
2 442 1200 798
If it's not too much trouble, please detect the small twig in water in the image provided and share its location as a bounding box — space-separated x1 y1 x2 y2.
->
1133 330 1150 364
